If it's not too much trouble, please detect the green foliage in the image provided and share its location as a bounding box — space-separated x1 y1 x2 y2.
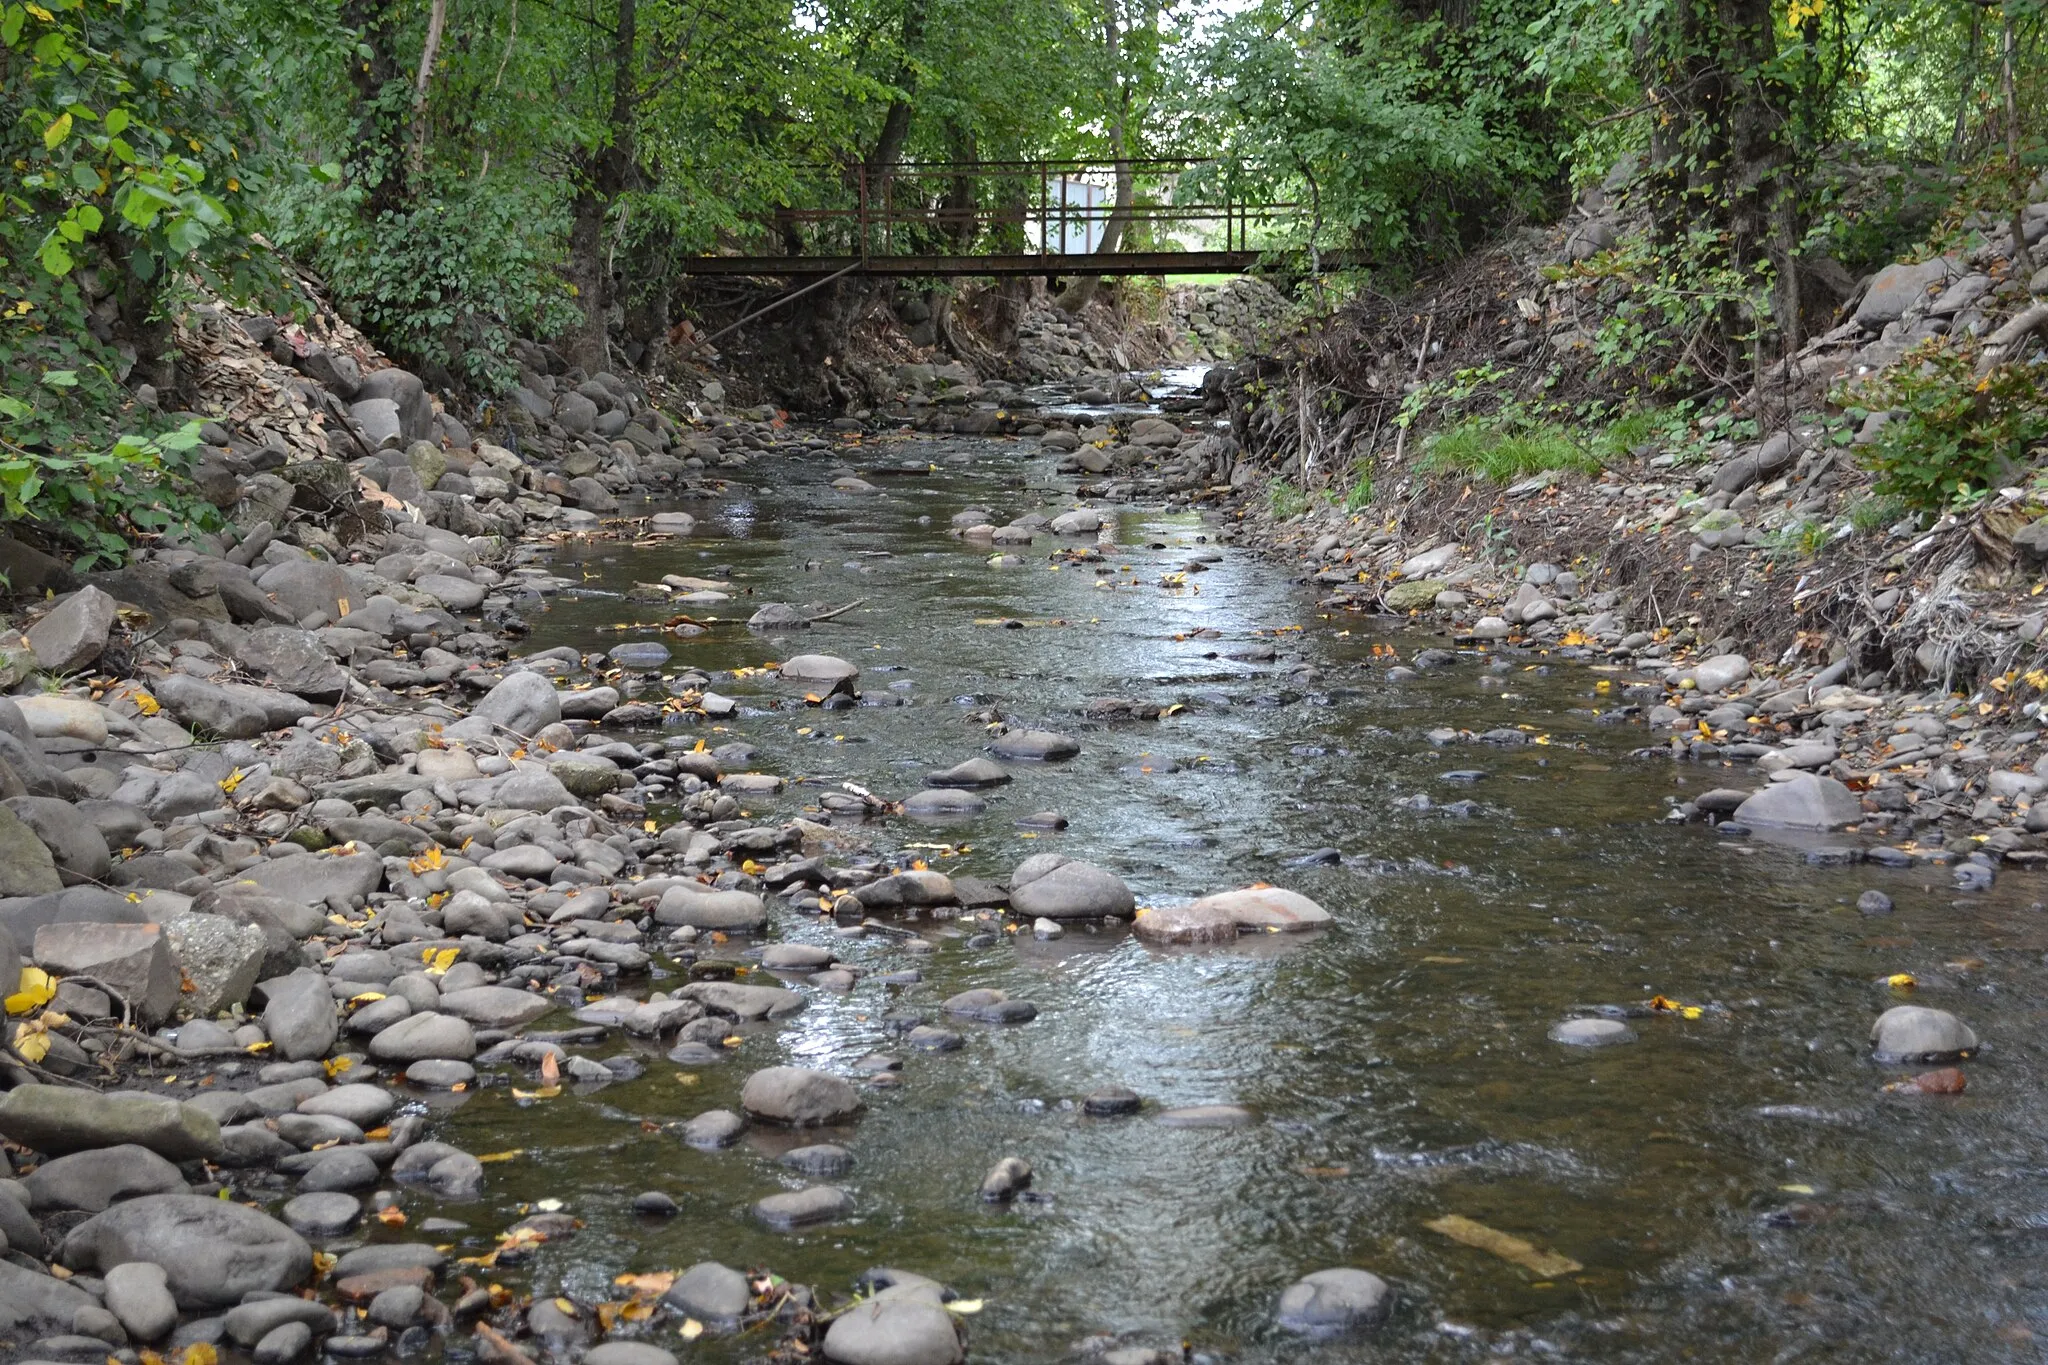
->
1846 493 1908 533
1852 340 2048 511
1195 0 1565 269
1268 478 1310 519
1419 416 1604 483
1342 463 1375 512
270 180 582 390
0 387 220 568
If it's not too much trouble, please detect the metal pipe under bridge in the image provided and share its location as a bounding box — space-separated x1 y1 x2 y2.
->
677 158 1328 279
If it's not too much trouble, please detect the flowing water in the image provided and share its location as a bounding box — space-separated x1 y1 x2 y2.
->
412 431 2048 1363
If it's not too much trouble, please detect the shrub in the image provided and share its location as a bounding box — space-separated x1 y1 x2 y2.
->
1852 340 2048 511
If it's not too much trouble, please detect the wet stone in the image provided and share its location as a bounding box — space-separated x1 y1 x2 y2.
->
1871 1006 1978 1063
1154 1104 1256 1128
1549 1017 1637 1047
754 1184 854 1229
1083 1087 1142 1117
1276 1268 1393 1335
781 1144 855 1178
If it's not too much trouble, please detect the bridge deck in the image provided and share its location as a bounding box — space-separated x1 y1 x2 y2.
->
676 250 1270 278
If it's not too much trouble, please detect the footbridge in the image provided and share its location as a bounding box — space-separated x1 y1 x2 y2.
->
677 158 1307 279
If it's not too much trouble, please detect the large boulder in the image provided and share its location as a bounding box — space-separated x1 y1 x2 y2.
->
26 585 117 672
0 1085 223 1161
1731 775 1862 830
60 1193 313 1309
1007 855 1135 920
1854 256 1958 327
740 1066 864 1126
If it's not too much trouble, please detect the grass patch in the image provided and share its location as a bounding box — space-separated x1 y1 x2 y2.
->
1342 466 1375 512
1268 479 1310 520
1846 494 1908 533
1418 418 1604 484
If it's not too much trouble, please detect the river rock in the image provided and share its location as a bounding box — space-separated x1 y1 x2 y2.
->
854 869 956 910
160 909 267 1015
656 885 769 930
1870 1005 1978 1062
1688 654 1753 692
980 1157 1032 1202
587 1345 680 1365
741 1066 864 1125
236 848 386 909
1134 886 1331 944
0 803 63 896
663 1261 750 1325
680 1109 746 1149
903 788 985 818
24 1142 185 1212
1549 1017 1636 1047
1731 775 1862 830
988 728 1079 761
261 969 339 1060
475 671 562 735
924 757 1011 788
781 654 860 682
282 1191 362 1237
368 1010 477 1061
33 921 179 1025
0 1085 222 1161
1008 855 1135 920
436 985 550 1027
1276 1268 1392 1334
781 1144 855 1177
103 1259 179 1342
7 795 111 886
823 1287 964 1365
1154 1104 1256 1128
27 585 117 672
235 627 347 699
684 980 805 1020
60 1193 313 1309
0 1256 95 1331
754 1184 853 1228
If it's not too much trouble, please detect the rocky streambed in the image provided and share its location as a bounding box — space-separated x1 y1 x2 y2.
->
0 420 2041 1365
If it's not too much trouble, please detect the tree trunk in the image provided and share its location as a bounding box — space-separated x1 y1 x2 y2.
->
341 0 409 219
2001 9 2037 276
1058 0 1141 313
408 0 448 186
564 0 639 374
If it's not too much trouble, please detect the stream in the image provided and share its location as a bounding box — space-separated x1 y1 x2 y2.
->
413 428 2048 1364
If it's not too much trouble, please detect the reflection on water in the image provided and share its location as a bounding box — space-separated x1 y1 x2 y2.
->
407 436 2048 1363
